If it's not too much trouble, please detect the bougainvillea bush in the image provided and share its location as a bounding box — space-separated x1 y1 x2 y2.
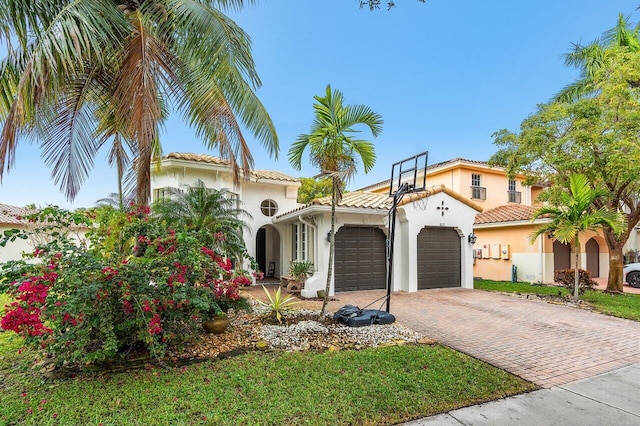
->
0 205 252 365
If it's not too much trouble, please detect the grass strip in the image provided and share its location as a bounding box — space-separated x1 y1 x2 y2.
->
475 280 640 321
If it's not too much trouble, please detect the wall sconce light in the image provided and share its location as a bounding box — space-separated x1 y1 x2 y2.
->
327 232 332 243
468 233 477 244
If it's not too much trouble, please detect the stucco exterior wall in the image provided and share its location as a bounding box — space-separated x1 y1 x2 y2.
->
0 224 32 263
427 167 530 210
395 191 478 292
151 161 300 274
0 225 90 266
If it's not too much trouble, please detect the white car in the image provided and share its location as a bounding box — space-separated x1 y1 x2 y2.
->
623 263 640 288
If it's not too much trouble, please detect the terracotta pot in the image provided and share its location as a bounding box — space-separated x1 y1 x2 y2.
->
203 316 230 334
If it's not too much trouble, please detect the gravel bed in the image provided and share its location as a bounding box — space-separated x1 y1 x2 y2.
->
172 303 429 360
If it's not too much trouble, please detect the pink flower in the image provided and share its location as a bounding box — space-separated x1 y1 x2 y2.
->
101 267 119 280
148 313 162 335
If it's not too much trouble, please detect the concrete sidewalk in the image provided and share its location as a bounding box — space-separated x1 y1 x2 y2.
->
405 363 640 425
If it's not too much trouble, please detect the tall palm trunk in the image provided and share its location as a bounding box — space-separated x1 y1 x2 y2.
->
320 178 338 317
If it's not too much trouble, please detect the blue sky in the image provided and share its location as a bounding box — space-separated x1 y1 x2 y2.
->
1 0 639 209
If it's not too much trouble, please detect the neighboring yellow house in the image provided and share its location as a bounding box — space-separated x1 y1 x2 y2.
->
360 158 620 284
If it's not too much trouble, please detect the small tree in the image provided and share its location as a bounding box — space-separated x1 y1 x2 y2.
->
491 41 640 293
296 177 333 204
530 174 624 300
289 85 382 316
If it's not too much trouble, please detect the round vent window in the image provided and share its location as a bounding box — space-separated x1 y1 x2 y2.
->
260 199 278 217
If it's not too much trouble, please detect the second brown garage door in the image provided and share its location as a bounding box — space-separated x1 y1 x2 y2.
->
334 226 387 292
417 227 461 289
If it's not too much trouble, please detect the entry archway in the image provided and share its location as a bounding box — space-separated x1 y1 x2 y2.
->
255 225 281 278
586 238 600 278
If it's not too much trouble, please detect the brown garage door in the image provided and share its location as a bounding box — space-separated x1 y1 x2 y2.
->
417 227 461 289
334 226 387 292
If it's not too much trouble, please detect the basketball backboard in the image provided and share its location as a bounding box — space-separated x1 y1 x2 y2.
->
389 151 428 197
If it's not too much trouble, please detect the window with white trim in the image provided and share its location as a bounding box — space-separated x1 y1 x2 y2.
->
291 223 312 262
470 174 486 200
153 187 176 202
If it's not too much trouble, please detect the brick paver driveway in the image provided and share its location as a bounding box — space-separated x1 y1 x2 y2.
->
325 288 640 388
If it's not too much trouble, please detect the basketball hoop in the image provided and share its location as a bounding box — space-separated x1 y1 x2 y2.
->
412 196 429 211
389 152 428 197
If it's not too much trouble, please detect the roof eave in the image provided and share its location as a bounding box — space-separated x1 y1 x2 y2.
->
273 205 389 223
473 217 551 229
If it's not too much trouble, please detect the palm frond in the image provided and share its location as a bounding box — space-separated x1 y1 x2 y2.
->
37 71 101 200
169 0 260 86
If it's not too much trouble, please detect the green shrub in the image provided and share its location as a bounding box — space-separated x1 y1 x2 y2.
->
553 268 597 294
0 205 253 365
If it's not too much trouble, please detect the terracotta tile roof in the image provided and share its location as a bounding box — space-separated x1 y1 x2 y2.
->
474 204 538 224
427 157 490 170
359 157 492 192
310 191 392 209
274 191 392 219
276 185 483 220
0 203 31 225
164 152 299 183
250 170 299 183
166 152 229 165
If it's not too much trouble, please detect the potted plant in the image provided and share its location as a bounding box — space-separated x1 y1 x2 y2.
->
202 296 252 334
289 261 314 287
202 303 230 334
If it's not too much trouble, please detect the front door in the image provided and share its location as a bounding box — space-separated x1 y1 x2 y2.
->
256 228 266 274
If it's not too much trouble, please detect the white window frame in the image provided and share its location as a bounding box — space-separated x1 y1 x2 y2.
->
291 223 311 262
153 187 175 202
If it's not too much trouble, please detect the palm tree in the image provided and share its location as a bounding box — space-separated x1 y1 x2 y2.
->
555 14 640 102
530 174 624 300
95 192 136 210
0 0 278 205
289 85 383 315
152 180 251 261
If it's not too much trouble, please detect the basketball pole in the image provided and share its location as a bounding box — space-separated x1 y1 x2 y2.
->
386 183 409 313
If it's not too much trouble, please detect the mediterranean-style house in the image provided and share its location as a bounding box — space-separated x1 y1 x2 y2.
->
360 157 639 284
4 154 636 290
151 153 481 297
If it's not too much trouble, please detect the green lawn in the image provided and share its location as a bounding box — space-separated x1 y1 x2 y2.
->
0 292 10 310
475 280 640 321
0 290 534 426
